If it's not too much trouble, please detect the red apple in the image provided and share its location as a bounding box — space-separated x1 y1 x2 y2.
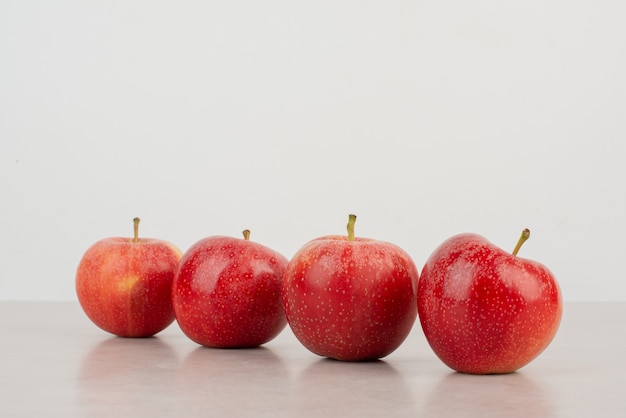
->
417 229 562 374
172 230 288 348
282 214 419 361
76 218 182 337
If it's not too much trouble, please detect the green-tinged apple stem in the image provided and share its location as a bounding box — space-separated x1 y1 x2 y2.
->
512 228 530 256
133 217 140 243
243 229 251 241
347 214 357 242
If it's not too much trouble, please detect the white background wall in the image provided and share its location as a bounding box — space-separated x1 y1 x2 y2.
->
2 1 625 301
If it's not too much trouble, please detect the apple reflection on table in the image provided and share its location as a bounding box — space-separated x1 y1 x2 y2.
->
174 345 291 415
288 357 415 416
76 336 181 415
422 371 556 417
77 336 292 416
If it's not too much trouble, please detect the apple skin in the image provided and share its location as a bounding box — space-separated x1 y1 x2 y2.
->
172 234 289 348
417 233 562 374
76 236 182 338
282 235 419 361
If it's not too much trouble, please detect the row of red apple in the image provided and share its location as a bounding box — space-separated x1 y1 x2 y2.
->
75 215 562 374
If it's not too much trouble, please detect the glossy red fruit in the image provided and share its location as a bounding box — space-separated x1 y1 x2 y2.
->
76 218 182 337
172 230 288 348
282 215 419 361
417 229 562 374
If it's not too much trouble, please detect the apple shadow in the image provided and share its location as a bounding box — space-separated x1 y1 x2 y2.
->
76 336 180 414
421 371 556 417
172 345 292 415
287 357 415 416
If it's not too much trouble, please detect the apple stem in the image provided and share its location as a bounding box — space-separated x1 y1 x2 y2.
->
512 228 530 256
347 214 357 242
133 217 140 243
242 229 251 241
